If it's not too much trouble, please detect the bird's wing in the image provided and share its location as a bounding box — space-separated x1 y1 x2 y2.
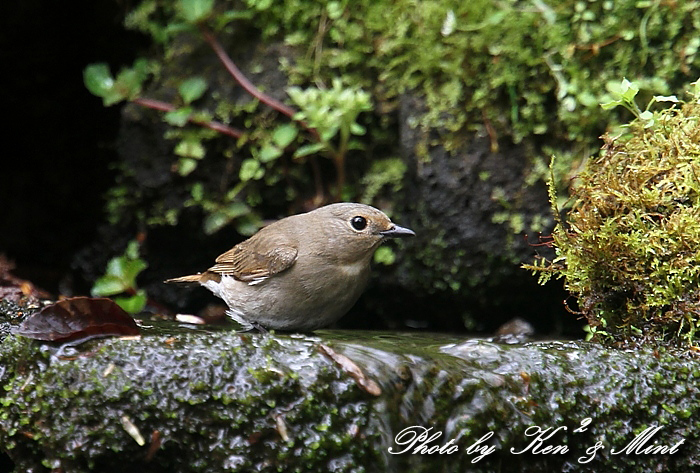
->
208 237 298 283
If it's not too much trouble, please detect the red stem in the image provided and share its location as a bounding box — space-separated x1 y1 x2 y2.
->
131 97 243 138
199 27 298 118
199 26 321 141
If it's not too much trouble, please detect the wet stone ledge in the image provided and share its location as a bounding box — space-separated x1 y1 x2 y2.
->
0 303 699 472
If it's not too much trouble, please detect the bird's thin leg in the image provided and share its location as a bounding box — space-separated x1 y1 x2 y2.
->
249 321 269 334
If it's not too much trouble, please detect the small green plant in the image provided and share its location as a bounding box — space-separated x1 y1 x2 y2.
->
288 78 372 198
84 0 700 249
583 317 609 342
92 240 148 314
359 157 407 203
601 77 680 128
83 0 375 234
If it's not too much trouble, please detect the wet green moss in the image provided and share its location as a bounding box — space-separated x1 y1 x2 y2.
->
529 89 700 344
0 327 383 473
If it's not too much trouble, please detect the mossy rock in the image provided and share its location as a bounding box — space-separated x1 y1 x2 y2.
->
2 301 700 472
535 93 700 344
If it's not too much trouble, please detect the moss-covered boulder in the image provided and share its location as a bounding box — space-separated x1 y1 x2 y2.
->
529 84 700 344
2 300 700 472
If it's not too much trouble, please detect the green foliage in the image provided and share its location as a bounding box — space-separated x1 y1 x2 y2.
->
177 0 215 23
240 0 700 152
83 59 154 106
601 77 681 128
241 123 300 184
85 3 378 233
289 79 373 196
527 82 700 344
373 246 396 266
92 241 148 313
179 77 209 104
360 158 407 203
186 182 261 235
288 78 372 158
87 0 700 248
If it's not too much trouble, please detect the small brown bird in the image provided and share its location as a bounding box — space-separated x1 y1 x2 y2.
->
166 203 415 331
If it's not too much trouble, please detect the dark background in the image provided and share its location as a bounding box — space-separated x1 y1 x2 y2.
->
1 1 148 293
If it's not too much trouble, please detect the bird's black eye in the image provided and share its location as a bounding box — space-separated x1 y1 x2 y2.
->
350 216 367 231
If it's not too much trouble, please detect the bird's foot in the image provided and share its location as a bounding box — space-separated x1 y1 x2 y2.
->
249 321 269 334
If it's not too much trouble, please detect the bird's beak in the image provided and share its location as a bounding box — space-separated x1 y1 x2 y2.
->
379 224 416 238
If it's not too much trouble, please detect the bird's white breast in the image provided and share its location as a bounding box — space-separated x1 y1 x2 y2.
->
338 260 367 278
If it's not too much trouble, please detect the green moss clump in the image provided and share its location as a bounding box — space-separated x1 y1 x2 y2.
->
531 87 700 344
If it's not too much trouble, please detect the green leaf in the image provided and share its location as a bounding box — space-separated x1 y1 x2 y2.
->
653 95 679 103
179 77 208 104
251 0 273 9
600 101 619 110
258 144 283 163
239 158 263 181
326 1 344 20
115 69 145 100
121 259 148 286
235 215 262 236
224 202 250 219
639 110 654 121
177 157 198 176
115 290 147 314
178 0 215 22
190 182 205 202
124 240 141 260
293 143 326 159
103 250 147 287
83 63 115 98
286 86 304 104
350 122 366 136
105 257 128 281
91 275 128 297
92 240 147 300
347 139 365 151
203 211 230 235
272 124 298 148
164 107 192 126
84 63 125 106
605 80 621 96
85 59 153 106
203 203 250 235
175 139 206 159
373 246 396 265
320 127 339 142
619 78 639 102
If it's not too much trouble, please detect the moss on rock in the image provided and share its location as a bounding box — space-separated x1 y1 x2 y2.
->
529 86 700 344
2 300 700 472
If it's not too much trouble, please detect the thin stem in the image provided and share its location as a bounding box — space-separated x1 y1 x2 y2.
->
308 156 326 205
200 27 296 118
131 97 243 138
334 153 345 202
199 26 321 141
333 127 349 201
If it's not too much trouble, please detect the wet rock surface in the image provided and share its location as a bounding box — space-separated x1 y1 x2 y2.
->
1 303 698 472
